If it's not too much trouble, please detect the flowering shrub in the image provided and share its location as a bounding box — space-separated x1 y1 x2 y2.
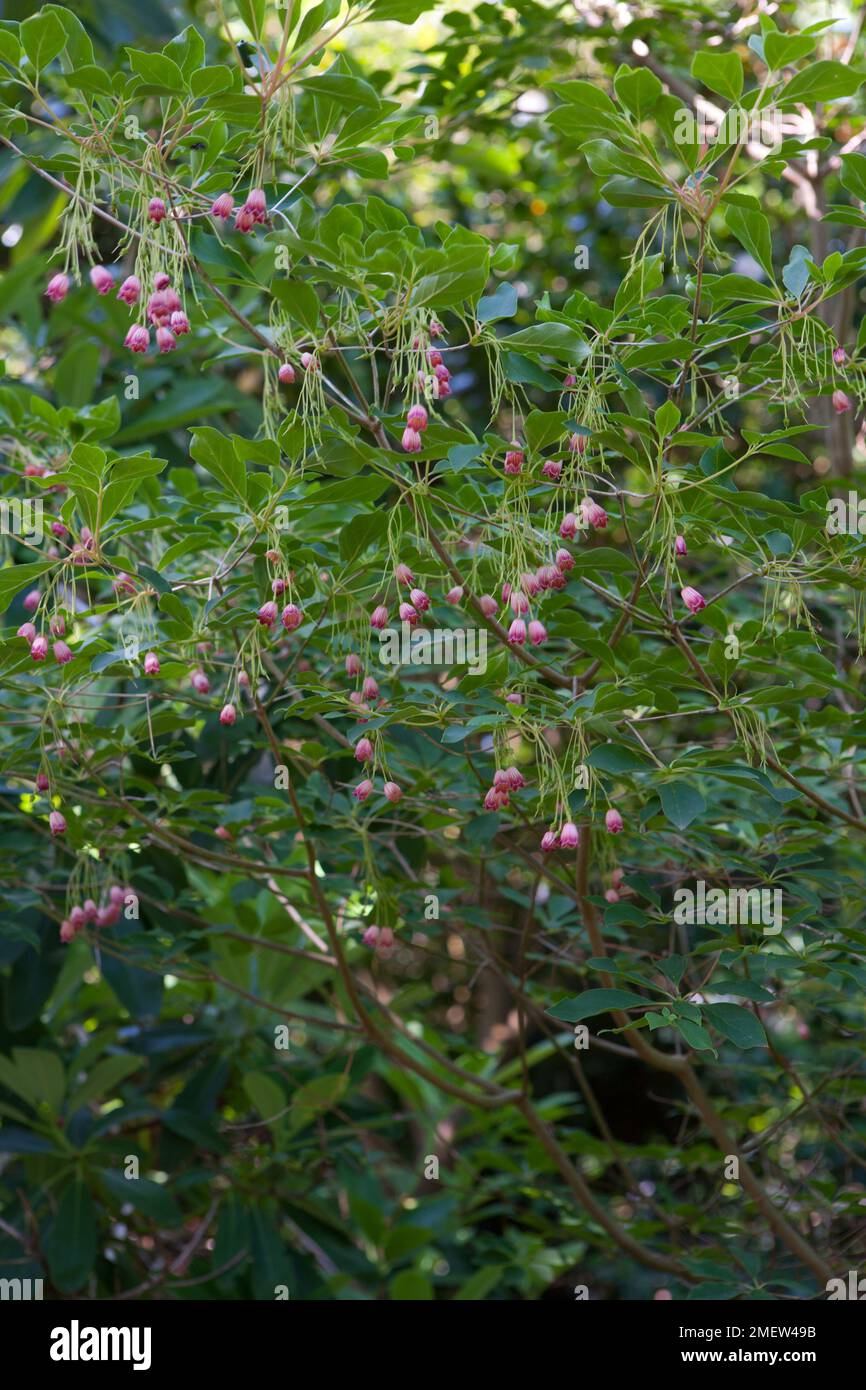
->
0 0 864 1301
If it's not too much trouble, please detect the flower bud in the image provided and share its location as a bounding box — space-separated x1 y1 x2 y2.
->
833 346 848 366
479 593 497 617
555 547 574 572
191 669 210 694
220 703 237 726
445 585 463 605
60 920 75 943
353 778 373 802
370 605 388 629
148 197 167 223
17 622 36 642
355 737 373 763
156 325 177 354
541 830 559 852
363 924 380 946
528 620 547 646
409 587 430 612
346 653 363 677
407 404 428 431
278 362 295 384
23 589 40 614
49 810 67 836
605 808 623 834
383 781 402 803
560 512 578 540
362 676 379 700
281 603 303 631
36 771 49 792
45 273 70 303
30 635 48 661
681 586 706 614
398 602 418 625
395 562 414 586
402 426 422 453
674 535 687 557
170 310 190 336
257 600 278 626
832 389 852 414
53 640 72 664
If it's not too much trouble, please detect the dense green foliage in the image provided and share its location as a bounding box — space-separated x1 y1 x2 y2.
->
0 0 865 1301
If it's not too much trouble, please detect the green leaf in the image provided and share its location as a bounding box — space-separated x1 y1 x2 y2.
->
501 322 590 362
703 1002 767 1049
659 782 706 830
0 560 53 612
724 203 774 279
67 1054 141 1113
99 1170 183 1226
20 11 67 70
763 33 817 71
126 48 185 94
189 427 248 503
691 51 743 104
242 1071 287 1123
613 64 663 120
547 988 649 1022
477 282 518 323
44 1181 96 1292
780 61 866 106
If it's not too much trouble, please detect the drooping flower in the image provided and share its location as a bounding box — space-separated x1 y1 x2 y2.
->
407 404 428 431
479 593 497 617
541 459 562 481
89 265 114 295
395 562 414 586
60 920 75 943
170 310 190 336
362 676 379 701
832 389 852 414
257 601 278 626
569 432 587 454
278 362 295 384
211 193 235 221
398 602 418 625
148 197 167 224
124 325 150 353
117 276 141 305
605 808 624 834
409 587 430 612
681 586 707 614
220 703 237 726
528 620 548 646
833 346 848 367
560 512 579 540
507 618 526 645
156 326 177 354
355 737 373 763
353 778 373 802
36 772 49 792
23 589 40 613
445 585 463 605
504 449 524 474
383 781 402 804
675 535 687 557
45 273 70 303
370 605 389 629
346 653 363 677
53 640 73 664
17 622 36 642
363 924 380 946
559 822 580 849
30 635 48 661
191 669 211 694
580 496 607 530
402 426 422 453
555 547 574 572
541 830 559 852
49 810 67 836
144 652 160 675
510 590 529 616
